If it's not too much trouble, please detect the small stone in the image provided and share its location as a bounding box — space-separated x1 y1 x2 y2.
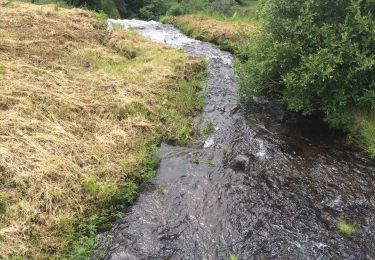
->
230 155 249 171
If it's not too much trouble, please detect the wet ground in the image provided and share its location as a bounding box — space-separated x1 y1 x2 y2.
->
96 20 375 259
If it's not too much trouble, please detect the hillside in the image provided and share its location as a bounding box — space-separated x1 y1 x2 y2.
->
0 1 204 258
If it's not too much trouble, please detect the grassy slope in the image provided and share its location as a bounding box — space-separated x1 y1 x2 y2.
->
161 1 260 53
162 14 259 54
0 1 205 258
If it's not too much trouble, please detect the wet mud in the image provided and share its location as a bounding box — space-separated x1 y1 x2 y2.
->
96 20 375 260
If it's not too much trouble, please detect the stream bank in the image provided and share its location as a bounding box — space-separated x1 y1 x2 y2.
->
96 20 375 259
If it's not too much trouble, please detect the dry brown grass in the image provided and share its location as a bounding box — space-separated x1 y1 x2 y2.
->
0 1 203 258
162 14 259 52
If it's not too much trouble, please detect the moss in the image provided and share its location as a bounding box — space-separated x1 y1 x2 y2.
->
337 218 356 236
226 253 239 260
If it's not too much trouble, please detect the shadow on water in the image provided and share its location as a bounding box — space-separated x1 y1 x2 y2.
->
95 19 375 260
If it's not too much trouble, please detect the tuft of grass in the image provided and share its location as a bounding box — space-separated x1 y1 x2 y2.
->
226 253 239 260
117 102 146 120
95 10 109 29
0 1 206 258
0 193 6 215
191 158 214 166
202 118 213 135
0 63 6 75
350 111 375 158
337 218 356 236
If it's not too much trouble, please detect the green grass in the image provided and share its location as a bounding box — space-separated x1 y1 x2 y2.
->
198 0 259 22
59 141 159 259
117 102 147 120
226 253 239 260
202 118 213 135
0 31 8 38
358 114 375 157
191 158 214 166
175 79 206 115
0 193 6 215
161 14 259 54
0 63 6 75
349 111 375 158
237 0 259 20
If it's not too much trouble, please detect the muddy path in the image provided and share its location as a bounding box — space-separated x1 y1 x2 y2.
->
96 20 375 259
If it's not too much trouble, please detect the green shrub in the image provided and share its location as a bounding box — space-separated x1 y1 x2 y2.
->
237 0 375 130
139 0 169 20
167 3 185 16
180 0 209 13
23 0 72 8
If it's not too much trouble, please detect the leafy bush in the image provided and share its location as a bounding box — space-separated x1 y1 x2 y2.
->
167 3 185 16
237 0 375 130
180 0 209 13
28 0 244 19
139 0 169 20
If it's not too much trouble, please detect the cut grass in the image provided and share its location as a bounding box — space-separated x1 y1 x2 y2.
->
0 1 205 258
161 14 259 53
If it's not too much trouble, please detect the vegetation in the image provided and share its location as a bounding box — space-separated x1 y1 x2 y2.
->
21 0 257 19
202 118 214 135
236 0 375 157
163 0 374 157
0 1 205 258
1 0 374 257
226 253 239 260
337 218 356 236
161 15 258 53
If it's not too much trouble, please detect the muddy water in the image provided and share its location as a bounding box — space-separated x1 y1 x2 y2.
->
97 20 375 259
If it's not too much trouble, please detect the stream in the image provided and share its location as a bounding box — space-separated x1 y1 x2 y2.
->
96 19 375 259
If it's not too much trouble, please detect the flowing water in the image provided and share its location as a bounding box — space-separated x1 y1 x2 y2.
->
96 19 375 259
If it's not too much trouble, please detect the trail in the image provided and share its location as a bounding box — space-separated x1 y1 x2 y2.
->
96 19 375 259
